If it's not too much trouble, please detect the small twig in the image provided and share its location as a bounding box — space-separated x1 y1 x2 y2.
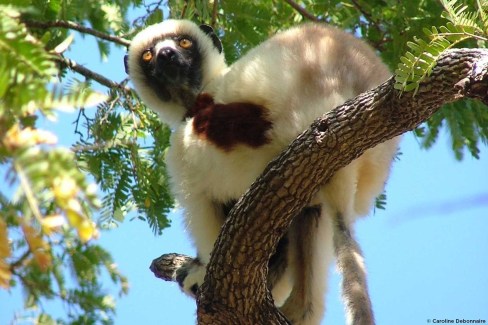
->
211 0 219 27
71 139 141 153
56 56 131 92
350 1 386 39
73 109 85 140
73 108 93 141
23 19 130 47
349 0 376 27
9 250 31 271
14 162 43 223
181 2 188 19
23 19 133 92
283 0 321 22
130 0 165 34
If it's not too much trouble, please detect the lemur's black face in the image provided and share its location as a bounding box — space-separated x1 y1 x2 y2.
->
140 35 204 106
126 22 224 113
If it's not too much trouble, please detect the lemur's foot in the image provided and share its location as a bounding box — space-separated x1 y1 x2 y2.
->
175 259 206 297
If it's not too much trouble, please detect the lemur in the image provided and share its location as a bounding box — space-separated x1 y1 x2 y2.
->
126 20 400 324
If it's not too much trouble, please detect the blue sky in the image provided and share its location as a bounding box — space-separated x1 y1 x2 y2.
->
1 10 488 325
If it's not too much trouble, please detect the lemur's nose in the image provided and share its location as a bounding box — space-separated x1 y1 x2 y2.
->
157 47 176 62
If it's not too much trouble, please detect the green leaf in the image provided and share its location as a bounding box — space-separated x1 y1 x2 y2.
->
146 8 163 26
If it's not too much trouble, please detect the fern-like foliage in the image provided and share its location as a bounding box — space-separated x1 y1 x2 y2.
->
394 0 487 94
395 0 488 160
419 100 488 160
75 94 174 235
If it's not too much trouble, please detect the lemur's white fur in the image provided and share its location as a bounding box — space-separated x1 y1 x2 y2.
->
128 20 400 325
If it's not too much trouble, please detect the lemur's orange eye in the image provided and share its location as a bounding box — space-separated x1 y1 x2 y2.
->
179 38 192 49
142 50 153 62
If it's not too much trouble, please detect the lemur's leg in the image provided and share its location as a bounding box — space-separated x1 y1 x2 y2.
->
176 198 226 297
267 234 294 307
177 198 295 303
279 206 334 325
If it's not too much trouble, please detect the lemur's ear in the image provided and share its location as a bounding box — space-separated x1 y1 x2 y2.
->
124 54 129 74
199 24 223 53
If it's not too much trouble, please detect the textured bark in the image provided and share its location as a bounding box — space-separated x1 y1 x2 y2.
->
150 253 193 282
150 48 488 324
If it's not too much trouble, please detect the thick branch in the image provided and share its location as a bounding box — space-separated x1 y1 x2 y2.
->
150 49 488 323
23 19 131 47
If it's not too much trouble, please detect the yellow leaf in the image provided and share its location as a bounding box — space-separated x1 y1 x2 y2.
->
65 199 99 242
78 220 99 243
66 203 83 228
21 223 52 270
22 224 50 251
33 251 52 271
0 261 12 289
53 176 78 202
0 219 11 259
3 125 57 150
22 224 42 250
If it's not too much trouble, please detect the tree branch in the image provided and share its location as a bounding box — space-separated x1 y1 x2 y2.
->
150 48 488 324
56 56 130 91
22 19 133 93
349 0 387 49
211 0 219 27
283 0 322 22
9 250 31 272
150 253 194 281
23 19 131 47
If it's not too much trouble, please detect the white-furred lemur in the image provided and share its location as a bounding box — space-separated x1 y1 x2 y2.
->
126 19 400 325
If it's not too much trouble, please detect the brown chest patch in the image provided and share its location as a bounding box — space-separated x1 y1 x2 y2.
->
187 93 272 151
